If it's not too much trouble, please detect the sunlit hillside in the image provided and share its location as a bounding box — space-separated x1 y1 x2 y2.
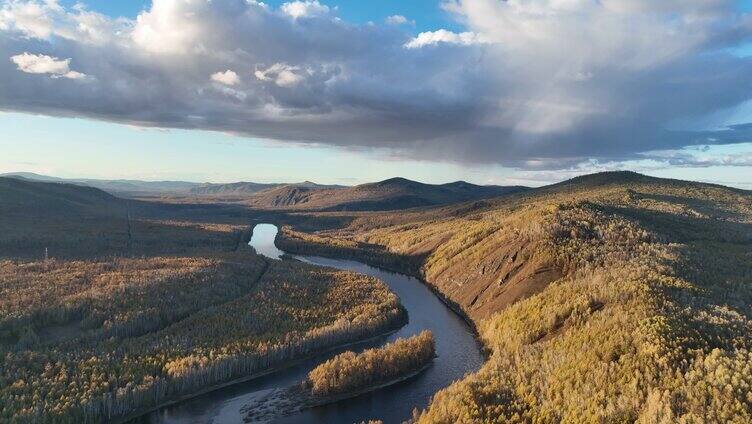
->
278 171 752 422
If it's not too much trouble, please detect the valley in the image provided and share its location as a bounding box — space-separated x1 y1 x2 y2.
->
1 171 751 423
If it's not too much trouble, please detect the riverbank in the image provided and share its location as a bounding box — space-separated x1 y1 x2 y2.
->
117 327 402 424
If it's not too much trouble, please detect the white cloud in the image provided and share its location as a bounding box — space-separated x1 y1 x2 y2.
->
211 69 240 86
385 15 411 25
0 0 120 44
0 0 55 39
10 52 86 79
280 1 329 20
254 63 305 88
404 29 487 48
131 0 206 54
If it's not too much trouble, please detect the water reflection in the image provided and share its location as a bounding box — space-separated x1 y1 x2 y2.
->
247 223 285 259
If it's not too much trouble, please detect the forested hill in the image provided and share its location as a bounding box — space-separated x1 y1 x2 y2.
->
278 171 752 422
246 177 528 211
0 178 408 423
0 176 123 216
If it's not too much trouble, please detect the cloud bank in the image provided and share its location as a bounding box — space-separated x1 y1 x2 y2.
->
1 0 752 169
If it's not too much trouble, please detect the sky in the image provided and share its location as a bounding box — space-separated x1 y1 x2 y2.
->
1 0 752 188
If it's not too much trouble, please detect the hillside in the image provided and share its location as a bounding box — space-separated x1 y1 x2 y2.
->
0 176 122 214
276 171 752 422
246 177 528 211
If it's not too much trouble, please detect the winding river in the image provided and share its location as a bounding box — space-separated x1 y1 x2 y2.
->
137 223 484 424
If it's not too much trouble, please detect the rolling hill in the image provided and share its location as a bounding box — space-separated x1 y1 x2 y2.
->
0 172 344 198
275 171 752 423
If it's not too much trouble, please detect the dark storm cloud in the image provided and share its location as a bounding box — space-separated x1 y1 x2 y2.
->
1 0 752 170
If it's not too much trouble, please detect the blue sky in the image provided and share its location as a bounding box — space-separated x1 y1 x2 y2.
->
58 0 462 31
0 112 495 185
1 0 752 188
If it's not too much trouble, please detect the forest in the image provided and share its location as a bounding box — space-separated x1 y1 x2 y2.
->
0 253 406 423
0 178 407 423
275 172 752 423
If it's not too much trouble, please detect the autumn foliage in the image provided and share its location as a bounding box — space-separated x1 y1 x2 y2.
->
307 331 435 396
277 172 752 423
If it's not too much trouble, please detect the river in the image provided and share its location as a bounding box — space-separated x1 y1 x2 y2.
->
137 223 483 424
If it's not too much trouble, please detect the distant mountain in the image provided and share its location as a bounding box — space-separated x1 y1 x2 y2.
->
246 177 529 211
188 181 281 195
0 172 200 196
0 172 69 182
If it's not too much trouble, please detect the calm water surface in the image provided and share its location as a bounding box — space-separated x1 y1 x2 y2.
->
139 223 484 424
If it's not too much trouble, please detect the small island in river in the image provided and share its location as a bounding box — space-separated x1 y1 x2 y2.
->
242 331 436 422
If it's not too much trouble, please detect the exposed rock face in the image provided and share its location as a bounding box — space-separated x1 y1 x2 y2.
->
433 236 562 321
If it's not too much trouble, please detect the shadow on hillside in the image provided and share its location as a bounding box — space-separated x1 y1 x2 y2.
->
633 192 747 222
0 202 256 261
599 203 752 245
597 203 752 353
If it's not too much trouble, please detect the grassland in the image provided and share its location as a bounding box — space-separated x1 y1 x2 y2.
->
273 171 752 423
0 177 407 423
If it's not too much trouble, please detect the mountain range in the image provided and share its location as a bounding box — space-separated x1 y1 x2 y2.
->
1 172 526 211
